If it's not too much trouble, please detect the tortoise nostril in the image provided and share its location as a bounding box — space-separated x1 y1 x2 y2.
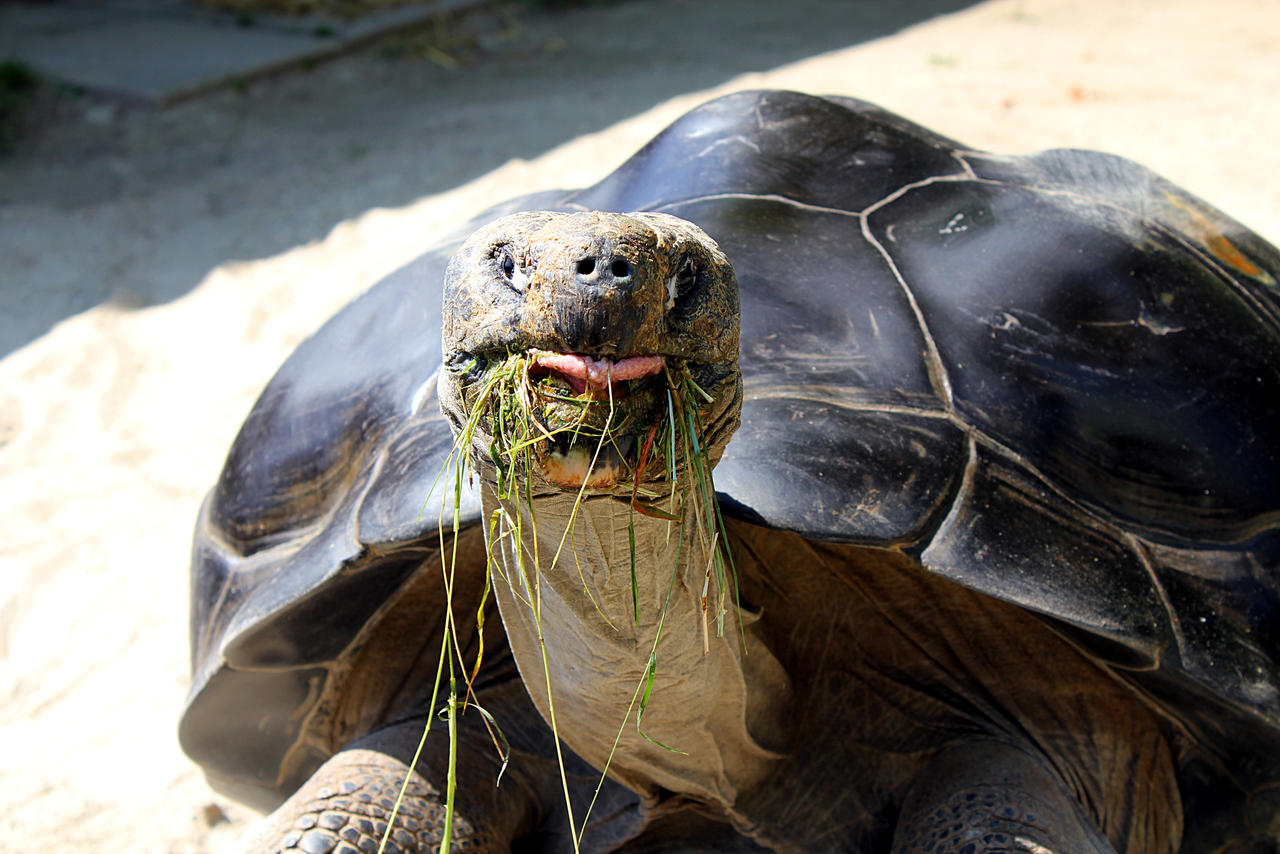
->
576 258 596 276
610 259 631 279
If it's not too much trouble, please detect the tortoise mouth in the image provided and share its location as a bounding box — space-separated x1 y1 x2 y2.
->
455 348 679 491
527 351 667 489
528 351 666 399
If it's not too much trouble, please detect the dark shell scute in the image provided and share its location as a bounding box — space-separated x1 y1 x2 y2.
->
717 404 965 546
674 194 963 545
224 553 423 670
1144 537 1280 716
211 256 456 556
177 664 327 810
873 179 1280 544
355 415 480 550
670 197 940 408
965 147 1280 305
921 442 1171 668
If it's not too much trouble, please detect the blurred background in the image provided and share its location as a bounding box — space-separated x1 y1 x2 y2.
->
0 0 1276 851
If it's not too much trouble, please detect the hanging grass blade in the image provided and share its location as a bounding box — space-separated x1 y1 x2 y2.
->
631 422 680 521
698 530 719 656
470 701 511 788
632 501 681 522
464 552 493 708
379 610 451 854
681 372 747 650
628 508 639 626
635 651 688 755
440 676 459 854
683 373 715 403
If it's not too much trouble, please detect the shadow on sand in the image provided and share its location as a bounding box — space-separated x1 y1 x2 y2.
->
0 0 980 356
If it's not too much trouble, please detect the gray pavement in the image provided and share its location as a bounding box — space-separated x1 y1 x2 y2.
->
1 0 485 103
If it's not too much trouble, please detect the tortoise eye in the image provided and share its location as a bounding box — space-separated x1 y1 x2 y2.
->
676 257 696 289
496 247 525 292
667 256 697 308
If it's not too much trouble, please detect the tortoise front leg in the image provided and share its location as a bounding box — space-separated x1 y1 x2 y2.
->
890 740 1118 854
240 715 535 854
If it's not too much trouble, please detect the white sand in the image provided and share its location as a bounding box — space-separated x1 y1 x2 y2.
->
1 0 1276 850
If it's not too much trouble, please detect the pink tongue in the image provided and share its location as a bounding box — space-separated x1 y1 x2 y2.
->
534 353 665 393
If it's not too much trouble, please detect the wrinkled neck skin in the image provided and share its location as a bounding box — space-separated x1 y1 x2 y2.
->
480 478 791 815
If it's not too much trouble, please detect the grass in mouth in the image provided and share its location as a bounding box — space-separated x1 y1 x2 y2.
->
383 351 738 854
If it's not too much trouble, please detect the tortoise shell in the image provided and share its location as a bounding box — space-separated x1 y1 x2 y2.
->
180 90 1280 845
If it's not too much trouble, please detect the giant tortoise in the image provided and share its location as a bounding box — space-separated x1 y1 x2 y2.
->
180 90 1280 853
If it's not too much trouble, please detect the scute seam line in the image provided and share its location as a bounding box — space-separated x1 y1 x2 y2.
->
650 193 861 217
860 174 975 411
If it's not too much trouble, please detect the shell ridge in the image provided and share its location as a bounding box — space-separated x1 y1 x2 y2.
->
913 430 980 559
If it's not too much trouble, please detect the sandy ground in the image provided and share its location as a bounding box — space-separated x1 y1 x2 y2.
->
1 0 1277 851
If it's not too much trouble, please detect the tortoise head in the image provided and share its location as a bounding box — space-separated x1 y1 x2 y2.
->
440 211 741 494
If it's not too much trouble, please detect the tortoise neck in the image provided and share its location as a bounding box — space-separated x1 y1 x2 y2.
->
479 484 708 632
477 482 790 807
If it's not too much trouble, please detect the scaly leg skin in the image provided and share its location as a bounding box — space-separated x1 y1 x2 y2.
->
239 716 538 854
890 741 1118 854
